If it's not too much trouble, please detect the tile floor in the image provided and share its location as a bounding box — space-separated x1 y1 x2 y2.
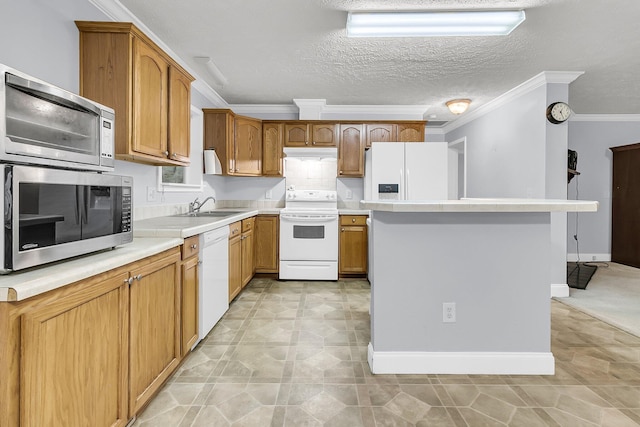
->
133 278 640 426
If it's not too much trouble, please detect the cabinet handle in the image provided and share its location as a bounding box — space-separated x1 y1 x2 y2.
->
305 141 309 145
191 244 197 250
352 218 356 223
312 141 316 145
125 277 134 285
172 153 178 158
135 274 142 281
163 151 169 156
341 228 345 232
339 170 343 174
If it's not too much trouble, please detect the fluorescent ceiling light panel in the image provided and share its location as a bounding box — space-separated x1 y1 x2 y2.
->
346 10 526 37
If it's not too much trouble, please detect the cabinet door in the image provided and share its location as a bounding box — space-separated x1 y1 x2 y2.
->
132 37 168 159
235 116 262 176
338 124 364 177
167 66 192 164
262 122 283 176
255 215 279 273
311 123 338 146
229 234 242 301
181 255 199 356
241 228 255 288
129 253 180 417
397 123 425 142
339 217 368 275
21 273 129 427
203 110 235 175
284 123 310 147
365 124 396 148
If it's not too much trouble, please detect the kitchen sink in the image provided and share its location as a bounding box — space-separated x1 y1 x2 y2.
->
173 211 244 218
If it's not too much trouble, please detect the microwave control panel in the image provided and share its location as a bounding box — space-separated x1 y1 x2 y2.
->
121 187 132 232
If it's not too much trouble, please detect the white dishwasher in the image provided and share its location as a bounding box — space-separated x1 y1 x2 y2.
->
198 226 230 343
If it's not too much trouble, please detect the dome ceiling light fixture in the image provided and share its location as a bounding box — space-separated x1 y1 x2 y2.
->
446 99 472 115
346 10 526 38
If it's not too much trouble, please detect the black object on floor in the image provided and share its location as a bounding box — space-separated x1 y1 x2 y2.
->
567 262 598 289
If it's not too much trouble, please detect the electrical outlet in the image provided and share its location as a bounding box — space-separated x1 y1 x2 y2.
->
443 302 456 323
592 255 596 261
265 190 272 199
146 186 157 202
346 189 353 199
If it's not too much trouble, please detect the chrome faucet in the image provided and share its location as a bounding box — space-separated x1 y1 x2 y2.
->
189 196 216 214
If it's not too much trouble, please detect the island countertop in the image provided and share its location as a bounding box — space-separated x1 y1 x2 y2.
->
360 198 598 213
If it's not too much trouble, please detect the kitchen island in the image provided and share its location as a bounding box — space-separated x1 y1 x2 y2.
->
361 198 598 375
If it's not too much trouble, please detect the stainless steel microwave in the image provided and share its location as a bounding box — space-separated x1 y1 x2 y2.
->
0 164 132 273
0 63 115 172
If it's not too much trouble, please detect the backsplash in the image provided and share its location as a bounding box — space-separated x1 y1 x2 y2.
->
284 157 337 191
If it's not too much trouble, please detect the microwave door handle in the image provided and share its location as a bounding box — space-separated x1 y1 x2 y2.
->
82 186 89 224
75 186 81 225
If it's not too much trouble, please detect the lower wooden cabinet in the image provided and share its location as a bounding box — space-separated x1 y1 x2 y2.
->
241 217 255 288
0 247 184 427
229 221 243 301
181 235 199 356
255 215 279 273
20 272 130 427
128 250 182 417
339 215 368 276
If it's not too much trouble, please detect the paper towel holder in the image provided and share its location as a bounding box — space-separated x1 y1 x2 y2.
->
203 149 223 175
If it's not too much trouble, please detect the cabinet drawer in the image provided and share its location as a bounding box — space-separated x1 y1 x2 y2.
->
242 216 255 232
340 215 368 226
229 221 242 238
182 235 199 259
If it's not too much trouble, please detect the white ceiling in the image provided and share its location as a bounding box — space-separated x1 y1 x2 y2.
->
119 0 640 125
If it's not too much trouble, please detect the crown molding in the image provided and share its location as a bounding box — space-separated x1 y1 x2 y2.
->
442 71 585 133
230 104 299 115
232 101 431 120
571 114 640 122
88 0 228 107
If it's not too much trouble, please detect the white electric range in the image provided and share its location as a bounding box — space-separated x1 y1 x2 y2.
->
279 189 339 280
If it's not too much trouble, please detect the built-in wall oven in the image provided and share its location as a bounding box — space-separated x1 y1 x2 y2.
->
279 190 339 280
1 164 132 273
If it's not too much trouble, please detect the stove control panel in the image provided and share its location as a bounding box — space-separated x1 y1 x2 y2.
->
286 190 337 201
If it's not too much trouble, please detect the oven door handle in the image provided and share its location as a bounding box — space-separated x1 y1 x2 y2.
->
280 214 337 223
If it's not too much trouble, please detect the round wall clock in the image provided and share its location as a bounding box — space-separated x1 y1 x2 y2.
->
546 102 571 124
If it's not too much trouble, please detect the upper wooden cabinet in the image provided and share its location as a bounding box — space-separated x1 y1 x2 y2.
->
284 122 338 147
76 21 194 166
365 122 425 147
262 122 284 176
203 109 262 176
338 124 365 177
397 122 425 142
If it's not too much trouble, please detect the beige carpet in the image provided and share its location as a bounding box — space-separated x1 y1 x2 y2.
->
556 262 640 338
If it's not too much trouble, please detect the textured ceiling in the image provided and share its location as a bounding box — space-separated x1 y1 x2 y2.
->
119 0 640 123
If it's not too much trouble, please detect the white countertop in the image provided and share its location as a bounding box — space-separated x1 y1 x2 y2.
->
360 198 599 213
134 208 261 238
0 237 183 302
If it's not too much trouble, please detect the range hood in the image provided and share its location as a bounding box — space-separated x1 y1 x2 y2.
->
283 147 337 159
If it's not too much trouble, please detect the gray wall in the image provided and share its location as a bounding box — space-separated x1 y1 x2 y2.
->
446 85 548 198
567 119 640 259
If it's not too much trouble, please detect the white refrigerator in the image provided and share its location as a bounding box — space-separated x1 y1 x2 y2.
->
364 142 454 200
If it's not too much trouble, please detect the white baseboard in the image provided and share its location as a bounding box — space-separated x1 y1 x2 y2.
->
567 253 611 262
367 343 555 375
551 283 570 298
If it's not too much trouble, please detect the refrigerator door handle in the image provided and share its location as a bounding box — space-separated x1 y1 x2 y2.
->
406 169 410 200
399 168 403 200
